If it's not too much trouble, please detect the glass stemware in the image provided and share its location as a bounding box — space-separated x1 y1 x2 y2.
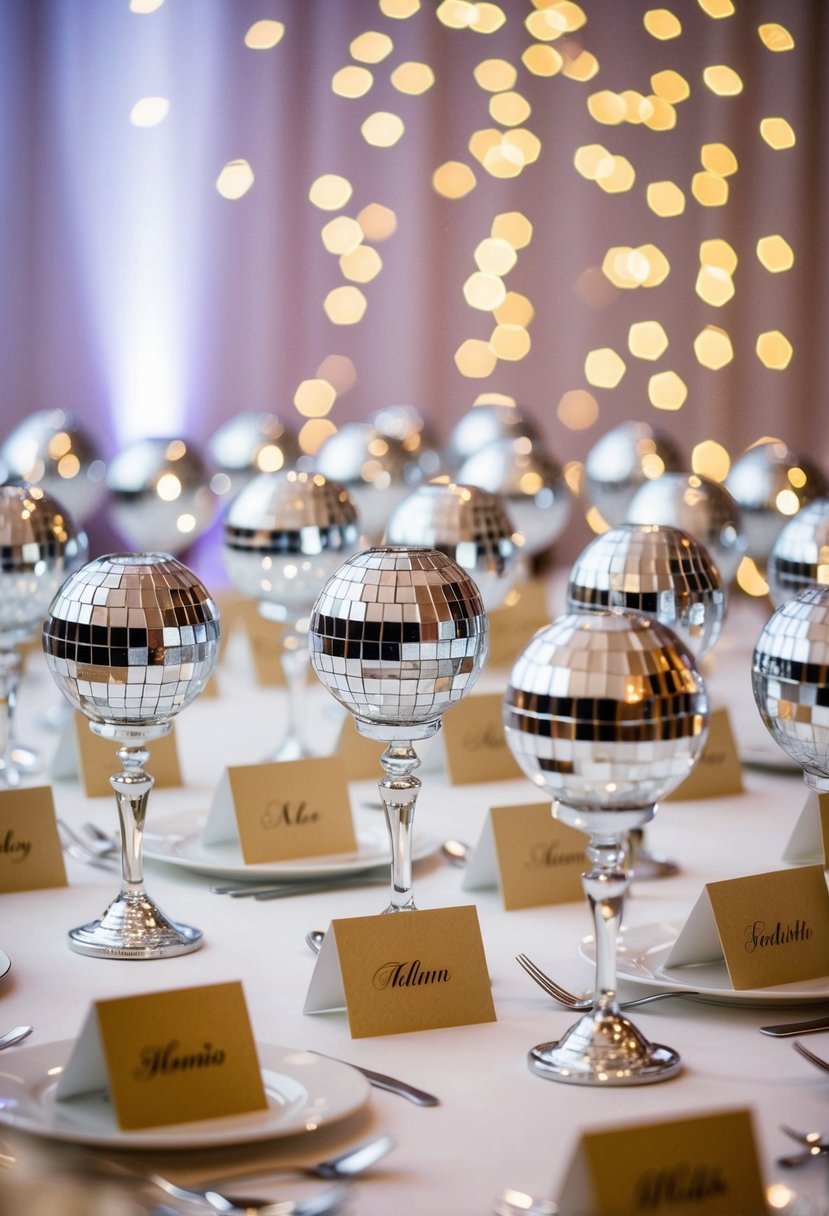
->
504 610 709 1085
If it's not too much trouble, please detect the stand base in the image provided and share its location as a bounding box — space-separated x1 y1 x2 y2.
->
267 735 314 764
631 847 680 880
528 1010 681 1086
68 890 203 959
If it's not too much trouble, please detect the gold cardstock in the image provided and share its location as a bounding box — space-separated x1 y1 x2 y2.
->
331 906 496 1038
229 756 357 865
336 715 384 782
578 1109 766 1216
443 693 523 785
74 712 182 798
819 793 829 865
665 707 743 801
0 786 67 893
95 981 266 1131
490 802 586 909
486 581 550 668
707 865 829 990
237 599 287 687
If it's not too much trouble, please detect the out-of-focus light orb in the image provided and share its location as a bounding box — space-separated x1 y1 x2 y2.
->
575 143 613 179
299 419 337 456
454 339 497 378
644 96 678 130
323 286 367 325
489 92 531 126
130 97 169 127
695 265 735 307
369 405 440 473
646 180 685 217
504 128 541 166
130 0 164 11
701 238 738 274
469 128 502 164
483 142 524 179
701 143 738 176
698 0 735 15
522 43 563 76
107 437 216 553
361 112 405 147
757 235 794 272
627 472 746 583
557 389 599 431
649 370 688 411
595 156 636 193
584 421 683 528
643 9 682 39
446 402 540 472
473 58 517 92
562 50 598 81
692 440 731 483
316 354 357 395
759 117 796 150
433 161 477 199
584 347 626 388
321 216 363 256
380 0 420 16
726 440 829 561
294 379 336 419
692 172 729 206
391 62 434 94
703 65 744 96
759 23 794 51
469 2 507 34
244 20 285 49
216 160 254 200
1 410 107 524
357 203 397 240
437 0 478 29
490 324 531 361
309 174 353 211
767 499 829 606
756 331 793 370
350 31 393 62
651 69 689 103
628 320 669 361
492 211 532 249
639 243 670 286
475 238 517 276
694 325 733 370
464 272 506 311
495 291 534 327
332 66 374 98
340 245 383 283
207 411 301 499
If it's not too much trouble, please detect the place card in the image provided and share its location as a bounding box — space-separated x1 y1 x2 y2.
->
486 580 550 668
236 598 287 687
782 788 829 865
202 756 357 864
463 802 586 910
51 711 182 797
557 1108 766 1216
303 906 496 1037
665 865 829 989
442 692 523 785
56 981 266 1131
336 714 385 781
0 786 67 893
664 706 743 800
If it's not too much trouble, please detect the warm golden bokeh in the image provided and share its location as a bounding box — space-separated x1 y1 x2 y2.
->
309 174 353 211
694 325 734 370
244 19 285 49
432 161 477 198
628 321 668 361
216 159 254 200
648 370 688 411
756 234 794 272
332 66 374 98
692 440 731 482
756 330 794 369
391 62 435 94
585 347 626 388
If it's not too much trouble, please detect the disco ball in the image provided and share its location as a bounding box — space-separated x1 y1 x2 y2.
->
766 499 829 607
107 437 216 555
369 403 441 477
1 409 107 523
207 411 301 500
584 421 683 528
445 402 541 473
725 440 828 562
627 472 746 584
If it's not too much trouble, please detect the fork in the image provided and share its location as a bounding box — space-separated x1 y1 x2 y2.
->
794 1040 829 1074
57 821 119 870
515 953 700 1011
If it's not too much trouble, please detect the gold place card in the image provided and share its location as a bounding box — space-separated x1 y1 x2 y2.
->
237 599 287 687
303 905 496 1038
51 711 182 797
463 802 586 910
782 788 829 865
557 1108 766 1216
665 706 743 801
665 865 829 990
202 756 357 865
56 981 266 1131
486 580 550 668
442 692 523 785
0 786 67 893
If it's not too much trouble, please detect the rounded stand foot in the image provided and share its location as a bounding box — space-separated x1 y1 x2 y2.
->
68 890 203 960
528 1009 681 1086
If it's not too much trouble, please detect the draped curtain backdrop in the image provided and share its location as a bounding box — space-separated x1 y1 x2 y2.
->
1 0 826 560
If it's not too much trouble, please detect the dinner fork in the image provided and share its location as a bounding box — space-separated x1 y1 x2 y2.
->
794 1040 829 1074
57 821 119 870
515 953 700 1011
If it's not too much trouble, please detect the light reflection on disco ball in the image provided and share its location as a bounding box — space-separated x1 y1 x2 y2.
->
767 498 829 607
584 421 683 528
1 410 107 523
445 402 542 472
726 440 829 562
567 522 725 660
384 481 521 612
369 404 441 476
207 411 301 500
627 471 745 583
313 422 430 543
457 436 571 558
106 437 217 555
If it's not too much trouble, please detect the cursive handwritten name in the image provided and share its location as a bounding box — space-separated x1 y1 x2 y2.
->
0 829 31 863
133 1039 226 1081
260 800 320 830
634 1163 727 1208
744 919 813 952
525 840 583 871
372 960 450 990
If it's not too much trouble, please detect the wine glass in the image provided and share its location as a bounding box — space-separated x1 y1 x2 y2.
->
309 546 488 912
42 553 219 958
504 609 709 1084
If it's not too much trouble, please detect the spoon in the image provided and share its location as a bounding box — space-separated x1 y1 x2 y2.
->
441 839 470 867
0 1026 33 1051
306 930 325 954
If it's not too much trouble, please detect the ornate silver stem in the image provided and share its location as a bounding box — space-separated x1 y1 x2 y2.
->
0 647 22 788
378 742 421 913
273 623 311 761
584 831 628 1013
112 742 152 888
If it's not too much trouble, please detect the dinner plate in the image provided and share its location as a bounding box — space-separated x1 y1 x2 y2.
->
0 1041 370 1149
739 743 800 774
144 815 438 881
580 922 829 1006
0 950 10 983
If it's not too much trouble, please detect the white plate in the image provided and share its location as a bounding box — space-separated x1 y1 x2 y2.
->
740 743 800 773
144 815 438 881
580 921 829 1007
0 951 10 983
0 1041 370 1149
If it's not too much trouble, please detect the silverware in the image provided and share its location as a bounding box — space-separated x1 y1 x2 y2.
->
777 1123 829 1169
515 953 699 1011
794 1040 829 1074
212 874 390 899
440 839 470 867
57 821 119 870
306 929 325 954
0 1026 32 1051
760 1013 829 1037
309 1051 439 1106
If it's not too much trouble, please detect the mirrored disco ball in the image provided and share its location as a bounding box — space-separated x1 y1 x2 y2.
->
369 404 442 478
223 470 359 616
314 422 430 543
767 498 829 606
568 523 726 660
106 437 216 555
725 440 828 562
207 410 301 500
445 402 541 473
309 547 489 733
504 610 709 811
457 436 571 558
1 409 107 523
384 482 520 612
627 471 746 584
584 421 683 528
752 585 829 784
42 553 220 725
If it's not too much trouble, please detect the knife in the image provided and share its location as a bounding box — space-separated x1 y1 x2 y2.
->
310 1051 439 1106
759 1013 829 1037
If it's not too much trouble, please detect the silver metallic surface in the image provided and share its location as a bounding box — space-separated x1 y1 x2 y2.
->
368 404 441 478
752 585 829 788
767 498 829 607
627 472 746 584
567 523 726 661
584 421 683 528
106 437 217 555
726 440 829 562
384 482 520 612
445 403 541 472
457 437 571 557
207 410 300 499
1 409 108 523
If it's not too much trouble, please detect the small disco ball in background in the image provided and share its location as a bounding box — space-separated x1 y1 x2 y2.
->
766 498 829 607
1 409 108 524
725 439 828 563
207 410 301 501
583 420 683 529
444 401 542 473
106 437 217 556
368 404 442 479
627 471 746 584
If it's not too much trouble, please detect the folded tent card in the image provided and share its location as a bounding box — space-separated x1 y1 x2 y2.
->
782 788 829 865
463 801 587 910
0 786 67 893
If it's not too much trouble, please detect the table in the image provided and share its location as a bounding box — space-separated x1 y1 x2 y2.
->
1 589 827 1215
